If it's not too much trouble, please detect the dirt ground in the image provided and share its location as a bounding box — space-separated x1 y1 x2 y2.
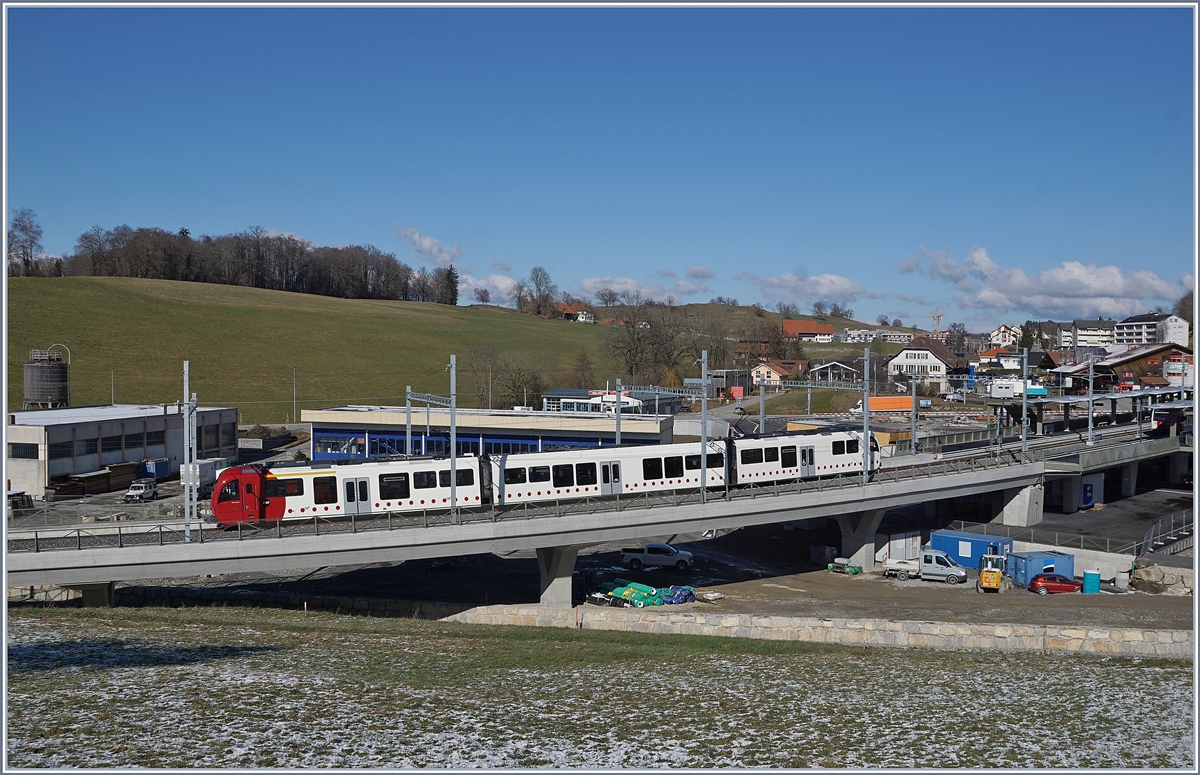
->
151 488 1195 632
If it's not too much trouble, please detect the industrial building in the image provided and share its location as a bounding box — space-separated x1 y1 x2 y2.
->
302 404 673 462
5 404 239 499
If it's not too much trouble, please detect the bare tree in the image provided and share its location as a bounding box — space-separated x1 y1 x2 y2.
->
527 266 557 316
876 314 890 326
777 301 799 316
507 279 531 311
892 318 902 327
811 300 828 316
568 350 596 388
473 287 491 304
596 287 620 306
8 208 44 276
463 343 498 408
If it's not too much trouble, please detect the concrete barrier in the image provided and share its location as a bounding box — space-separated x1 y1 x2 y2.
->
15 584 1190 658
444 605 1193 657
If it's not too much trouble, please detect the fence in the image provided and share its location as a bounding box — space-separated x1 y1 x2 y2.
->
1137 509 1194 557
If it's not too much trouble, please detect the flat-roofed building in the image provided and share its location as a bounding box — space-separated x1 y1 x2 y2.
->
5 404 239 499
302 405 672 461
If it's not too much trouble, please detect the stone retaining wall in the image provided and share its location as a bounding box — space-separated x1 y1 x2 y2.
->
11 585 1192 658
445 605 1194 658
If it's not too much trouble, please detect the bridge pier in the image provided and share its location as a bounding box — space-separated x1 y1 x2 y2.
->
1120 462 1139 498
1061 474 1082 514
536 546 580 609
999 483 1044 527
69 582 115 608
836 509 887 568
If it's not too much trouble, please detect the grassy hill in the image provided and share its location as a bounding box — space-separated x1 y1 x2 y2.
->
6 278 616 423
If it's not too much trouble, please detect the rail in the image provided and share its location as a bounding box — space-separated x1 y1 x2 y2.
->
7 451 1043 556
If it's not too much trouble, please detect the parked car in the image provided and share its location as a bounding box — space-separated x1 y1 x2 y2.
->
197 484 214 499
123 479 159 503
620 543 694 571
1029 573 1083 595
881 548 969 584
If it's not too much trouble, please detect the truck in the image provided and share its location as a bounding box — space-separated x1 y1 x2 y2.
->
123 479 159 503
181 458 226 488
849 396 927 413
882 547 969 584
142 457 170 482
620 543 694 571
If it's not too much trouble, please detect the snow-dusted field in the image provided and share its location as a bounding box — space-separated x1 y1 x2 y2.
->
6 607 1194 768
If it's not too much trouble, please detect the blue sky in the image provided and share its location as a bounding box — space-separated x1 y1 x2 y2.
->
6 5 1195 331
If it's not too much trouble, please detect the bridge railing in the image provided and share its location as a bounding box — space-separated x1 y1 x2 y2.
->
947 520 1143 556
7 451 1044 556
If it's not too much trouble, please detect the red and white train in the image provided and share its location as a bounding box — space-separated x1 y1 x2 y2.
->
210 428 880 526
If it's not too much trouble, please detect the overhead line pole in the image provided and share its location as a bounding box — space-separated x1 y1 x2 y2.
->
1021 348 1029 460
449 355 457 522
700 350 708 504
862 347 870 486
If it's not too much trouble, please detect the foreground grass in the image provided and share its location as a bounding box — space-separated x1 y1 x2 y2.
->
7 606 1193 768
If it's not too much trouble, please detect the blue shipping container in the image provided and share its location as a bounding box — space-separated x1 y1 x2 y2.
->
1007 551 1075 588
929 530 1014 570
142 457 170 481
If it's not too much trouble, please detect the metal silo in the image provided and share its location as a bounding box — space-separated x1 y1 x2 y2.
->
23 346 70 409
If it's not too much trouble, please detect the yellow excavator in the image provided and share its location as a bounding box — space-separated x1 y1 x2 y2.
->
976 554 1012 593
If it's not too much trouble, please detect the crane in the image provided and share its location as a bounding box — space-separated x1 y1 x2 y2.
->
924 308 943 333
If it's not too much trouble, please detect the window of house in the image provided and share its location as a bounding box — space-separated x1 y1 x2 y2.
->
7 443 38 459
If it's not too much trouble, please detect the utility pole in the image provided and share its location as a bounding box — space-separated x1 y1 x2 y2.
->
182 361 196 542
293 367 297 427
405 386 412 456
910 378 918 455
1087 353 1095 446
449 355 457 521
700 350 708 504
615 378 622 445
111 369 114 405
861 348 871 484
1020 348 1029 460
759 377 765 434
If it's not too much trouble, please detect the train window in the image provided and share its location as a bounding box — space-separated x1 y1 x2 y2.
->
379 473 410 499
781 446 797 467
245 483 254 495
832 441 846 455
664 456 684 478
707 453 724 469
612 464 620 482
552 465 574 488
529 466 551 482
764 447 779 463
358 480 369 501
344 481 357 503
684 455 701 470
576 463 598 486
642 458 663 480
847 439 859 454
217 480 240 503
437 470 472 487
413 471 437 489
740 448 763 465
264 479 304 498
313 476 338 504
504 468 527 485
870 436 879 452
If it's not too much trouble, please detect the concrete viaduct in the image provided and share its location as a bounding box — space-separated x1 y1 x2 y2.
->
6 433 1187 608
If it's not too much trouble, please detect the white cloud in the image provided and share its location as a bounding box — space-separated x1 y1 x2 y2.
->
905 244 1191 320
686 265 715 279
736 271 877 305
895 256 922 274
396 227 462 267
490 260 513 273
459 271 518 304
262 228 313 244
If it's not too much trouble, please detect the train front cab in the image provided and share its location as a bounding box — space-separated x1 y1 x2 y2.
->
212 466 284 525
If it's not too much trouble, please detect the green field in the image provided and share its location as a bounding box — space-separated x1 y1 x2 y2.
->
7 278 615 423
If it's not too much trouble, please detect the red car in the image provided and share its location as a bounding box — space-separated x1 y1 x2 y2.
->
1029 573 1083 595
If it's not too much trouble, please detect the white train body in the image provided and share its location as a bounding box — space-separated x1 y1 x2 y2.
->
211 429 879 526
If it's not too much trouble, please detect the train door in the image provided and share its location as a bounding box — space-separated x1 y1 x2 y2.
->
599 461 621 496
343 477 370 516
800 446 816 478
242 479 263 523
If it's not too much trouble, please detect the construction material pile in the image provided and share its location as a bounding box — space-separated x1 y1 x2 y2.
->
828 558 863 575
592 579 697 608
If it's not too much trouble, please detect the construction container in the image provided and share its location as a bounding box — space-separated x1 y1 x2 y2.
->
929 530 1013 570
142 457 170 481
1007 551 1075 588
1082 569 1101 594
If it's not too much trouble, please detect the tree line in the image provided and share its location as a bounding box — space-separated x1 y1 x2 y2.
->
7 211 459 305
